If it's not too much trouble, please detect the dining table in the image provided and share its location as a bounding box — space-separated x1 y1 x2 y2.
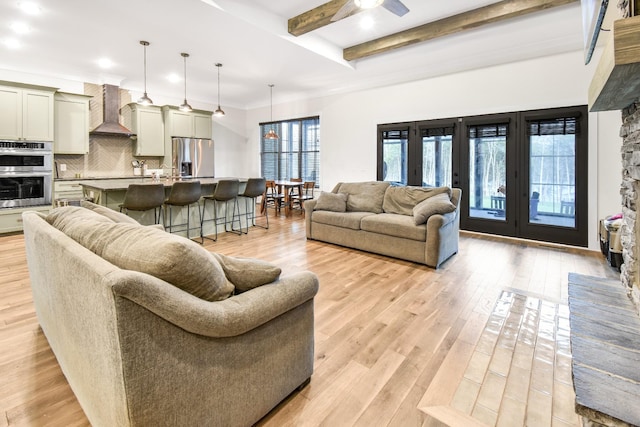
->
273 180 304 216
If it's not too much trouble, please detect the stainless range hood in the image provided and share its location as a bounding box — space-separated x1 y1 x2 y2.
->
90 84 135 138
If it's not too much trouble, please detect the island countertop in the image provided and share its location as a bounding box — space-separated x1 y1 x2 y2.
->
78 177 246 192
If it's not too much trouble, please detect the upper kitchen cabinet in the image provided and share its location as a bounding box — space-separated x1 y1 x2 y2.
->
0 82 56 141
162 106 212 139
122 103 164 156
54 92 91 154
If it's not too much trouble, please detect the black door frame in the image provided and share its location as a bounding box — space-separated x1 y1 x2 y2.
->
376 106 588 247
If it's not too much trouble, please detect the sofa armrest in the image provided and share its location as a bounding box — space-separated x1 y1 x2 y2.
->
110 270 319 337
305 199 317 237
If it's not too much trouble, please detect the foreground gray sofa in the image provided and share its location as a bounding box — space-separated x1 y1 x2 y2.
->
22 206 319 427
305 181 461 268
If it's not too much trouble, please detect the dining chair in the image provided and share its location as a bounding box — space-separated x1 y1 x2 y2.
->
291 181 315 215
264 180 284 214
119 184 165 224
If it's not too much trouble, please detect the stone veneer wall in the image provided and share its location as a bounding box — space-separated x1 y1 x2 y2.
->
620 100 640 314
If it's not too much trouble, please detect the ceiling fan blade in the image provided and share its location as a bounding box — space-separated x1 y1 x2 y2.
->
331 0 359 21
382 0 410 17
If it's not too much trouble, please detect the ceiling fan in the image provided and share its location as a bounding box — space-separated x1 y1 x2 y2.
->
331 0 410 22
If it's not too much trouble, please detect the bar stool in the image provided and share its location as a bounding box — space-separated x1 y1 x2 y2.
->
240 178 268 233
119 184 165 224
163 181 202 243
201 179 242 241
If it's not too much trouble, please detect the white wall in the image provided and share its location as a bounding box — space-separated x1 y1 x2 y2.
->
244 50 623 251
1 48 624 251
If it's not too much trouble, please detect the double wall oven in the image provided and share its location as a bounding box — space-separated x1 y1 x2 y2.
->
0 140 52 209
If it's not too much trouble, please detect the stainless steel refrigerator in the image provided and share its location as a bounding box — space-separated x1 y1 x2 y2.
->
171 138 215 178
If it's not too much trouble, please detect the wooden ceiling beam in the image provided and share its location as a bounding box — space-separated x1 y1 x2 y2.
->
343 0 579 61
288 0 357 37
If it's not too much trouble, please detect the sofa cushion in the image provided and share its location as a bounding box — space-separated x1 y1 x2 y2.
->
81 200 141 225
46 207 234 301
361 213 426 242
312 210 374 230
383 186 452 216
47 205 115 230
212 253 281 293
413 193 457 225
314 192 347 212
333 181 391 213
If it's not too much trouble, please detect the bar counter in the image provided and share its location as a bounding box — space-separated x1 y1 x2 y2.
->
78 177 249 239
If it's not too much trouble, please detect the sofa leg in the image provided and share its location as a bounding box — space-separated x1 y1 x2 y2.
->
297 377 311 391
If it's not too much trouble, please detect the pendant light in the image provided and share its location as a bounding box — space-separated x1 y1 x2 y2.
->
213 63 225 117
137 41 153 106
264 84 278 140
179 52 192 112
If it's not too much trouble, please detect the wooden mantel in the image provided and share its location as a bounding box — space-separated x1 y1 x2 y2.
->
589 14 640 112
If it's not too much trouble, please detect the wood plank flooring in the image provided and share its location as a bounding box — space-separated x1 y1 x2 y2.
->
0 213 620 426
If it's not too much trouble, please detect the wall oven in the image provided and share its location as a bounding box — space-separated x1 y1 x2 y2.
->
0 141 53 208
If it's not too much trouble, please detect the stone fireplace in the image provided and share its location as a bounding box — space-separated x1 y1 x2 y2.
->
620 100 640 314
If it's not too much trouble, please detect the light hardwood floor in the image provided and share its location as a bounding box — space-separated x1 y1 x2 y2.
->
0 213 619 426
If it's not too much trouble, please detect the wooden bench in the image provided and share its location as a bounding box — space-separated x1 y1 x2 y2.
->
567 273 640 426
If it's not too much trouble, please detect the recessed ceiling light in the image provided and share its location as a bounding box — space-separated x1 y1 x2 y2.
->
10 22 30 34
360 16 375 30
167 73 181 83
97 58 113 69
4 38 21 49
18 2 41 15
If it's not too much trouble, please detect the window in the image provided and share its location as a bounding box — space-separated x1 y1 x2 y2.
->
260 116 320 186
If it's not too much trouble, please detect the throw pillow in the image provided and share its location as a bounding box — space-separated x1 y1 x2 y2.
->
334 181 390 213
81 200 141 225
413 193 456 225
48 210 234 301
212 253 281 292
46 206 114 232
314 192 347 212
383 186 452 216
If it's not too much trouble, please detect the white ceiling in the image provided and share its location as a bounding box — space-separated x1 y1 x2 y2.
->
0 0 588 110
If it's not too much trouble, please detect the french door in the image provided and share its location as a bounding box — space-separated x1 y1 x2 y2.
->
377 106 588 246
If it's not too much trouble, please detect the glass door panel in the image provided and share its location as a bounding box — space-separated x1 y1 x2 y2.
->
381 128 409 185
468 124 508 222
421 127 453 187
529 130 576 228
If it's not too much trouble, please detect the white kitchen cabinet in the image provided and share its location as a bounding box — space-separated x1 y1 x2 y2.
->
0 205 50 234
162 106 212 139
193 112 213 139
0 82 56 141
54 180 84 202
54 92 91 154
122 103 164 156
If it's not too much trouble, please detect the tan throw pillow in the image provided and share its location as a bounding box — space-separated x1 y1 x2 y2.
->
383 186 452 216
81 200 141 225
334 181 390 213
46 206 115 232
314 192 347 212
212 253 281 292
413 193 456 225
48 211 233 301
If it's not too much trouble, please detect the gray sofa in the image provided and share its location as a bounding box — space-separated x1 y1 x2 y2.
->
305 181 461 268
22 205 319 427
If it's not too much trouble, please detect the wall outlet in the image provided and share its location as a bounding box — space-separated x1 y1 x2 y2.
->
59 164 67 171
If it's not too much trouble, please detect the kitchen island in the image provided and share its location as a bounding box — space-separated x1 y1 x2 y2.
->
79 177 249 239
